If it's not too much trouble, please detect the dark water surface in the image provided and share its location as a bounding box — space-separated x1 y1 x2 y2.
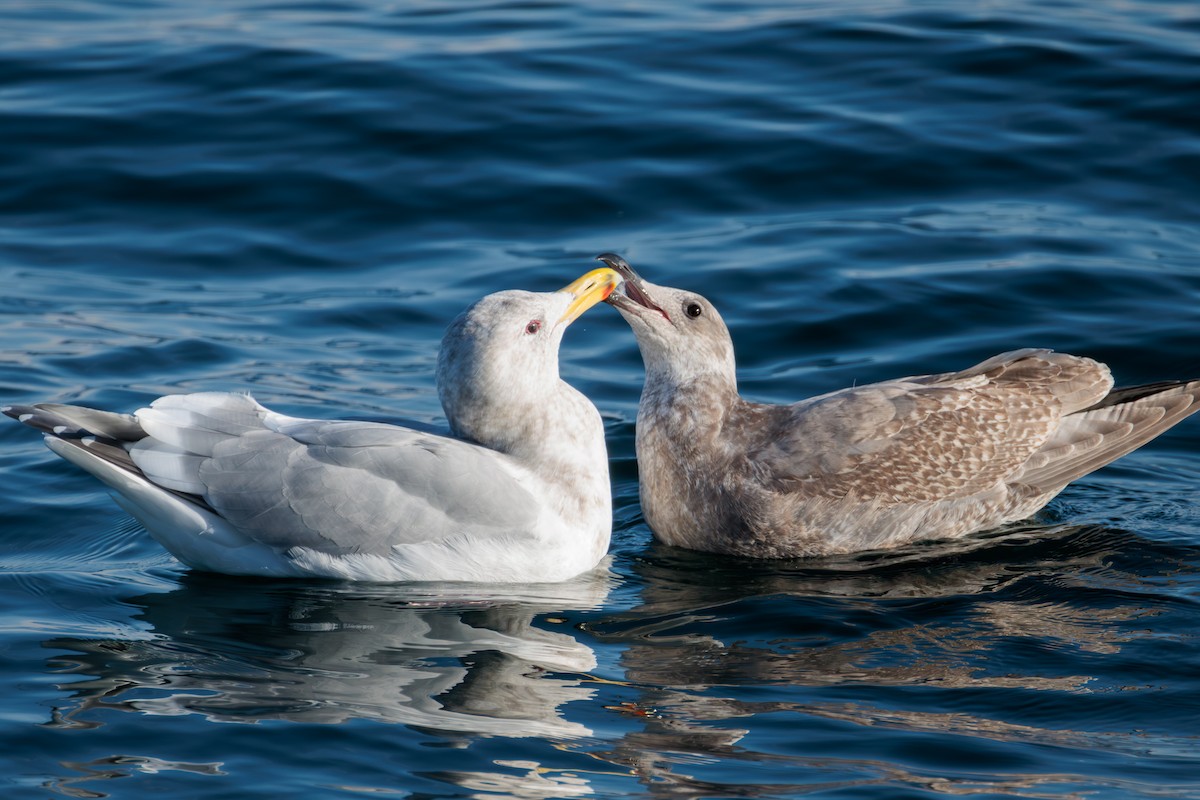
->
3 1 1200 797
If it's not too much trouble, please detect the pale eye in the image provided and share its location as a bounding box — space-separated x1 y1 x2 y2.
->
525 319 542 335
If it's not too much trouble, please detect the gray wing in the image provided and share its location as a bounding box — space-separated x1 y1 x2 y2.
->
129 394 539 556
202 423 539 555
750 349 1115 503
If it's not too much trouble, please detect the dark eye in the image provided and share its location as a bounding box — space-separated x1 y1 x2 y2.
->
525 319 542 335
685 302 703 318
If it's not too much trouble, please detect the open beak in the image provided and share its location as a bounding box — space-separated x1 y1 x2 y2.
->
557 266 623 325
596 253 671 322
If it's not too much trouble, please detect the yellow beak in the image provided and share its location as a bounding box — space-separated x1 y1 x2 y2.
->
557 267 623 326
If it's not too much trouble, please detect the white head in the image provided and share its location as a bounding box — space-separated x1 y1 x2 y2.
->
599 254 737 391
437 267 621 455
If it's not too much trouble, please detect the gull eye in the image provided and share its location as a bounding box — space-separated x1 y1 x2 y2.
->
525 319 542 335
685 302 703 318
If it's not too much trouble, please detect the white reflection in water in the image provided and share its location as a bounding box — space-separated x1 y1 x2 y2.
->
45 568 614 739
425 759 597 800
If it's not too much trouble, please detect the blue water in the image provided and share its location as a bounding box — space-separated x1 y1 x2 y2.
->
3 0 1200 797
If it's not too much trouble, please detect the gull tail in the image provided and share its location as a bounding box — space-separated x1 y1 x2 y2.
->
1016 379 1200 493
4 402 148 477
3 401 218 521
4 400 289 574
4 394 272 494
3 401 217 552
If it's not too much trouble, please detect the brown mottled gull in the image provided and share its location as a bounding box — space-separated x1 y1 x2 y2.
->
599 253 1200 557
4 267 622 582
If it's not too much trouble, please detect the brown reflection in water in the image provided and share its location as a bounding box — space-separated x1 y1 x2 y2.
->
576 526 1169 798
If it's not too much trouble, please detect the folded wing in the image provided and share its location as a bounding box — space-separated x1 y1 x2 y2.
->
19 393 540 557
756 349 1128 503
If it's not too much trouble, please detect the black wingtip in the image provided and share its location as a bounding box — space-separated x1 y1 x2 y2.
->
3 403 94 438
4 404 39 426
1084 380 1200 412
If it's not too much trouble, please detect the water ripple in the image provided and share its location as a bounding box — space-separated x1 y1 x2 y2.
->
3 0 1200 797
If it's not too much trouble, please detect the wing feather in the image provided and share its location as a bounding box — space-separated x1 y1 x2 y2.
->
755 350 1114 503
1016 382 1200 492
197 421 539 555
137 393 268 456
129 440 207 494
120 393 540 556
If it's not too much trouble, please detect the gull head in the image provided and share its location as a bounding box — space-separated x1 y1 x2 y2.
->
437 267 621 450
598 253 737 389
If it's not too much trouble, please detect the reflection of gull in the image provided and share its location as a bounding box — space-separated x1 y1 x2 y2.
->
47 570 613 738
601 526 1127 693
581 527 1155 792
44 755 225 800
616 522 1089 613
428 760 595 800
5 268 621 582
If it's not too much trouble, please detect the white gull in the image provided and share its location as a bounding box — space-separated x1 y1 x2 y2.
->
5 267 622 582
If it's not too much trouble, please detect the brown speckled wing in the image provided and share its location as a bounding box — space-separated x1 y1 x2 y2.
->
751 350 1114 504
